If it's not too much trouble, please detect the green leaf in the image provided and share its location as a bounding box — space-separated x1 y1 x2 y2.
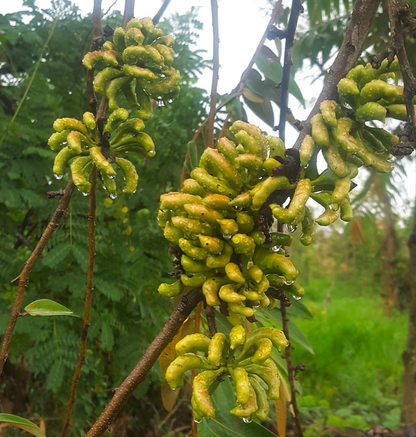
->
24 299 79 317
286 299 313 320
242 96 274 128
42 242 72 268
216 92 239 112
288 319 314 354
197 377 277 437
187 141 199 170
0 414 46 437
225 96 244 122
46 360 65 393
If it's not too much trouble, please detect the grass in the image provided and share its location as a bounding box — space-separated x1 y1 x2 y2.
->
291 277 407 434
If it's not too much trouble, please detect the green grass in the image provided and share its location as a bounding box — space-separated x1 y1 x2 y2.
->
291 277 407 434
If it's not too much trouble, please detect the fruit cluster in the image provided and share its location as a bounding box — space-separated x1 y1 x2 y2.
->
48 110 154 195
49 18 179 195
165 326 287 421
82 17 180 117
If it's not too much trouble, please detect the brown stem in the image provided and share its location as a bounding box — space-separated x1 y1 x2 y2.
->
0 180 75 377
278 0 301 143
61 168 97 437
122 0 135 28
388 0 416 154
153 0 171 25
293 0 381 150
206 0 220 149
280 303 303 437
205 305 217 338
85 288 203 437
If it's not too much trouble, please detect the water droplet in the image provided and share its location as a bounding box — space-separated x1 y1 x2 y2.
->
47 180 52 186
54 173 63 180
82 191 89 197
292 295 302 301
68 91 73 95
242 417 252 424
110 193 117 200
108 175 115 179
253 304 260 309
272 245 281 252
287 224 296 233
222 233 231 240
284 279 295 285
193 419 202 424
171 387 177 391
168 99 173 104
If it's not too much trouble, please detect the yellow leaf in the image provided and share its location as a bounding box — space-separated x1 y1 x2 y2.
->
242 87 265 103
274 397 286 437
161 381 181 413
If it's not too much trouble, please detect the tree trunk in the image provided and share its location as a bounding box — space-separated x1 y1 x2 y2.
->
402 169 416 423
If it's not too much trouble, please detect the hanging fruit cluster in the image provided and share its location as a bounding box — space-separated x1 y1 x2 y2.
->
48 18 180 195
165 326 287 422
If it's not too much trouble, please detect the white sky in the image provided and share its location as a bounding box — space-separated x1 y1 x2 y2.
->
1 0 414 218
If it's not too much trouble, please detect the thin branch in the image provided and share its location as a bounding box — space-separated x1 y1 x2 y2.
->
278 0 302 143
0 180 75 377
86 288 203 437
206 0 220 149
388 0 416 155
153 0 171 25
60 1 104 433
280 302 303 437
60 169 97 437
122 0 135 28
205 305 217 338
293 0 382 150
0 16 59 149
47 190 65 198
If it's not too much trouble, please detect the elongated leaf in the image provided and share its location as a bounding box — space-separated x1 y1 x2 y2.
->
187 141 199 171
286 299 313 320
226 96 244 122
242 87 265 103
198 377 276 437
216 92 239 112
24 299 79 317
0 414 46 437
243 95 274 128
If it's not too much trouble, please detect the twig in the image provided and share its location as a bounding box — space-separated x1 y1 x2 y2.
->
0 180 75 377
61 168 97 436
205 305 217 338
60 1 105 434
47 190 65 198
293 0 382 150
122 0 135 28
278 0 302 143
15 232 35 251
86 288 203 437
153 0 171 25
388 0 416 155
0 16 59 149
206 0 220 149
280 302 303 437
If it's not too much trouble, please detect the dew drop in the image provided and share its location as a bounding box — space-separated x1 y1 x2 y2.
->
242 417 252 424
253 304 261 309
222 233 231 240
110 193 117 200
284 279 295 285
271 245 281 252
193 419 202 424
293 295 302 301
54 173 63 180
82 191 89 197
287 224 296 233
68 91 73 95
47 180 52 186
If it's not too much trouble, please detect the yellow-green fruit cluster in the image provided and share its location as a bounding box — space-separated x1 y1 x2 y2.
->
165 326 287 421
158 121 305 321
82 17 180 119
48 111 155 195
284 60 402 231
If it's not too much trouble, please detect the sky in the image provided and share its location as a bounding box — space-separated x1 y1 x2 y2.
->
1 0 414 218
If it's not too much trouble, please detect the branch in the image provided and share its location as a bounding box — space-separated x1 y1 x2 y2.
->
60 168 97 437
122 0 135 28
388 0 416 155
277 0 302 143
280 302 303 437
205 304 217 338
0 180 75 377
293 0 382 150
153 0 171 25
86 288 203 437
206 0 220 149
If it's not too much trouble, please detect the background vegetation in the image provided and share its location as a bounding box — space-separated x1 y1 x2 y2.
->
0 0 415 436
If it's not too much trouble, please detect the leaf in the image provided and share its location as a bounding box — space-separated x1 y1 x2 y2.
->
161 380 181 413
24 299 79 317
225 96 244 122
243 95 274 128
187 141 199 170
351 217 365 247
42 242 71 268
286 299 313 320
275 396 287 437
0 414 46 437
198 377 277 437
101 322 114 350
216 92 239 112
242 87 265 103
288 319 314 354
46 360 64 393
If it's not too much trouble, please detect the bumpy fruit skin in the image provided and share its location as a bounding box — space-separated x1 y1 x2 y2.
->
50 18 181 196
165 327 287 422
